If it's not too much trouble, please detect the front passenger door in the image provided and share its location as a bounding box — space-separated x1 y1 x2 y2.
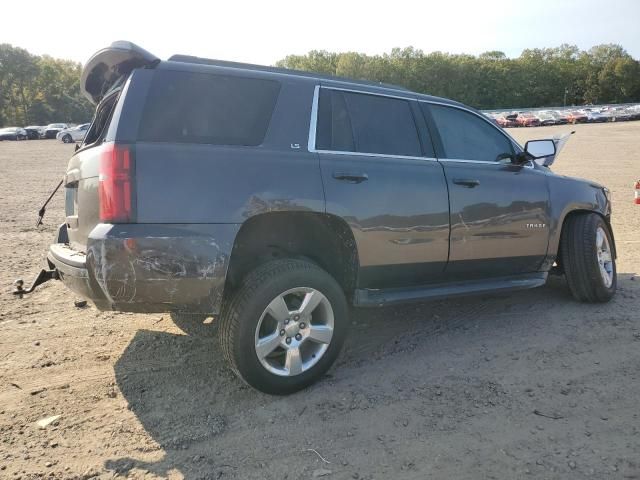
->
422 103 551 280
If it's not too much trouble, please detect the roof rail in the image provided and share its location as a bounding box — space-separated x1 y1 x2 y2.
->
167 54 410 92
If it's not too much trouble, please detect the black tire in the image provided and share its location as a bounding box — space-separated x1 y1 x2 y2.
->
219 259 348 395
169 312 217 337
62 134 73 143
560 213 616 303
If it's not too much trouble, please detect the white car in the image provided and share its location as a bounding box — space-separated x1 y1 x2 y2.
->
56 123 90 143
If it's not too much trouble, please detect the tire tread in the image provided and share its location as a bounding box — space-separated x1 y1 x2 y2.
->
560 212 615 303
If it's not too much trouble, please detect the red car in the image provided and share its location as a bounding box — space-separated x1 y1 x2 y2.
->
565 111 588 124
496 114 518 128
516 113 541 127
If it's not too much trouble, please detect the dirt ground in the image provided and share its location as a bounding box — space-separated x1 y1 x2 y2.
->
1 122 639 480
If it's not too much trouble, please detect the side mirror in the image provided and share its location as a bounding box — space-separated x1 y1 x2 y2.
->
525 139 556 159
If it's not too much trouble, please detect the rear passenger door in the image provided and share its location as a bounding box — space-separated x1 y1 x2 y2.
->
312 86 450 289
422 102 551 280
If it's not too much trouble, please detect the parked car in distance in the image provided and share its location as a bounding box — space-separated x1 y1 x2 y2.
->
496 113 518 128
535 111 557 126
609 108 632 122
549 111 569 125
566 111 588 124
516 113 541 127
43 123 69 139
626 106 640 121
22 41 618 395
24 126 44 139
0 127 28 141
586 111 607 123
57 123 90 143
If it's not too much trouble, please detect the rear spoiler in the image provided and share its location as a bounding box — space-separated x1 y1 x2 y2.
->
81 41 159 104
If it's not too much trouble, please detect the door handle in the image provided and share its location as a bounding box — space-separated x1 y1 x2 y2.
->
332 172 369 184
453 178 480 188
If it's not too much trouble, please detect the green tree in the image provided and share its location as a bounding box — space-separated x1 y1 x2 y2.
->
275 43 640 109
0 44 93 127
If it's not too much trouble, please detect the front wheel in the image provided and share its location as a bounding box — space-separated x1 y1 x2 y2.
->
62 134 73 143
560 213 616 302
219 259 348 394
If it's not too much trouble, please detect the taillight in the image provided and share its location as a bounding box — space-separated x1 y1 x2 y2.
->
98 143 134 223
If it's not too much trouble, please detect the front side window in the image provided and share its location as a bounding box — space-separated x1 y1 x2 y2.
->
426 104 514 162
138 70 281 146
316 89 421 157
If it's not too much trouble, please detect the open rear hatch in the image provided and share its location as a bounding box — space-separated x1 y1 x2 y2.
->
66 42 159 251
81 41 158 104
15 41 159 297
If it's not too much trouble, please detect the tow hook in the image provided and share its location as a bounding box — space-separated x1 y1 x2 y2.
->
13 269 59 298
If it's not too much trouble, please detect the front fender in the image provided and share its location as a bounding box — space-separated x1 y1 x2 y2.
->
543 173 612 269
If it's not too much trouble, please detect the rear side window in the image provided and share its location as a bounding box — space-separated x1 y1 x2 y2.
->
316 89 355 151
426 104 514 162
316 89 421 157
138 70 280 146
82 91 120 147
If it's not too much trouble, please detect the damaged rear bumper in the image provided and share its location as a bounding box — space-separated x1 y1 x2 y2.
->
48 223 239 314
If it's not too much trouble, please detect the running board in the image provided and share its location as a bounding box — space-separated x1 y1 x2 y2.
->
353 272 548 307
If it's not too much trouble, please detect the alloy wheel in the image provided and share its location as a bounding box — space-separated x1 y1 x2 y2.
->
254 287 334 377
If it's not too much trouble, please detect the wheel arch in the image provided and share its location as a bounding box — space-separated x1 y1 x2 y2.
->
224 211 360 300
553 208 616 271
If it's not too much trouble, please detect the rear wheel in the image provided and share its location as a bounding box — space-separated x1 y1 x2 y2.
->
219 259 348 394
62 134 73 143
560 213 616 302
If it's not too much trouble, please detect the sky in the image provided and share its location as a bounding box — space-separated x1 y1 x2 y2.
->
3 0 640 65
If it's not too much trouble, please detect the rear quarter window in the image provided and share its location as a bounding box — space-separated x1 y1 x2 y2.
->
82 91 120 147
137 70 281 146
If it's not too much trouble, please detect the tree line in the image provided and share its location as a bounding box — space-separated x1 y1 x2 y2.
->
277 44 640 110
0 44 93 128
1 43 639 128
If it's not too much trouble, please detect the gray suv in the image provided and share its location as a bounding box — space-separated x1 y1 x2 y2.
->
20 42 616 394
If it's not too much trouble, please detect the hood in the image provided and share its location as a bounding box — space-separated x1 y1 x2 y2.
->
534 131 575 167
